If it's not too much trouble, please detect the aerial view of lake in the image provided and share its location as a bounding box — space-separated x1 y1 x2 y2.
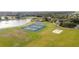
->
0 19 31 29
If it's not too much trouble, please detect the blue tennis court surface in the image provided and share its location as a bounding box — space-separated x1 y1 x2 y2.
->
24 22 45 31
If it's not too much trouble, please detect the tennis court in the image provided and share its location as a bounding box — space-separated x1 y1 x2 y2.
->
24 22 45 31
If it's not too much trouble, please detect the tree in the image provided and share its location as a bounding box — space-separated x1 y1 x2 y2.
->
61 21 76 28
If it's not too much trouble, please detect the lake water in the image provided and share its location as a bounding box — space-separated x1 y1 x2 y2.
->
0 19 31 29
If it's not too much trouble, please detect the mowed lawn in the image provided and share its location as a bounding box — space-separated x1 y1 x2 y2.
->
0 22 79 47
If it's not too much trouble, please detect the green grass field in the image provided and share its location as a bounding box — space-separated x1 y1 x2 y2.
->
0 22 79 47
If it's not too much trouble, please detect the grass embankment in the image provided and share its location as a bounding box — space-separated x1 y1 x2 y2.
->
0 22 79 47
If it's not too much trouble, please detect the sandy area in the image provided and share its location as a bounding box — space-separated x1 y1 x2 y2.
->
52 29 63 34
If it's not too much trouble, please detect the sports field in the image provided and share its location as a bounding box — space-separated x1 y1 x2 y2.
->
0 22 79 47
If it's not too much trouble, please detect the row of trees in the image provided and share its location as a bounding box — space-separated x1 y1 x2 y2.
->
39 13 79 28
